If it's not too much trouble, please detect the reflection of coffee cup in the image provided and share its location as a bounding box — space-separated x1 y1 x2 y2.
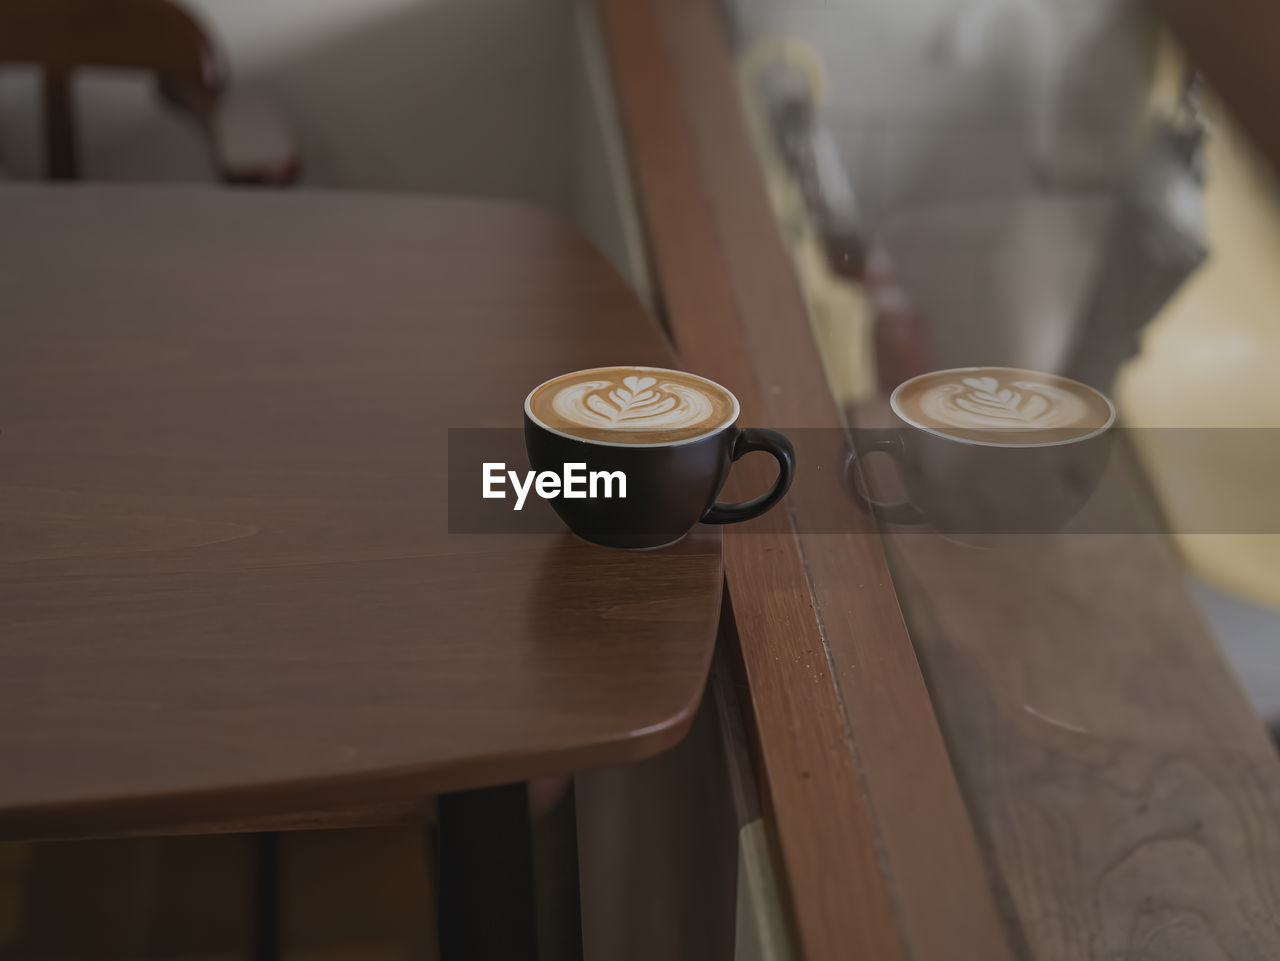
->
848 367 1116 537
524 366 794 548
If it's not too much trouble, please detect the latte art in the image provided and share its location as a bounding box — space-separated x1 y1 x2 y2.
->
527 366 738 444
919 376 1089 430
551 375 715 431
892 367 1114 445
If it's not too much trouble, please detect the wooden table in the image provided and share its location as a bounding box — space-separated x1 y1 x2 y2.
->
0 185 722 841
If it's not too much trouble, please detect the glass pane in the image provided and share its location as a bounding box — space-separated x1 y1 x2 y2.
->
724 0 1280 680
723 0 1280 948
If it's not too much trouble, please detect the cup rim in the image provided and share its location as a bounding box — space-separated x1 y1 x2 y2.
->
524 365 741 448
889 366 1117 448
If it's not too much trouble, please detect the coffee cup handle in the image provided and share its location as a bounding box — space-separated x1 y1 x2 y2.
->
702 428 795 525
844 430 928 526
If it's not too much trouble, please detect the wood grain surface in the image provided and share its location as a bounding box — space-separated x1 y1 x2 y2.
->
0 185 722 839
875 437 1280 960
599 3 1016 959
597 4 903 958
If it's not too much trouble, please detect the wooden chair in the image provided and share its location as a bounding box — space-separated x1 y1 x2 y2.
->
0 0 300 184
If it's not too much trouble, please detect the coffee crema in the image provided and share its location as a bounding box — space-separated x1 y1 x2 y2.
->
526 366 737 444
892 367 1114 445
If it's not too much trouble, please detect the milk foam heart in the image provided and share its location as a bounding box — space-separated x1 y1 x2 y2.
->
527 366 737 444
918 375 1088 429
893 367 1114 444
551 374 715 430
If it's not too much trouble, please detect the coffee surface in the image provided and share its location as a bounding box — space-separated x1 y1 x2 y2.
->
893 367 1113 444
527 366 737 444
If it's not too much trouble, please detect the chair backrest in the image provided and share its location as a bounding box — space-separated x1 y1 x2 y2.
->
0 0 226 178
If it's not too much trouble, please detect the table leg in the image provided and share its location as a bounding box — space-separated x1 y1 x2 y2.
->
251 831 280 961
437 783 538 961
530 779 583 961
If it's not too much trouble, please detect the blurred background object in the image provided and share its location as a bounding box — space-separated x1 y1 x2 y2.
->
0 0 300 184
1115 43 1280 709
0 0 653 299
1062 64 1207 390
725 0 1280 724
728 0 1155 224
737 34 877 407
727 0 1205 398
1118 37 1280 611
0 0 568 199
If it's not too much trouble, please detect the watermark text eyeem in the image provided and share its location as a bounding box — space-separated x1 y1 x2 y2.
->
482 463 626 511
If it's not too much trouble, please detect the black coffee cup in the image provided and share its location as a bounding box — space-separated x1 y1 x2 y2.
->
524 368 794 549
848 368 1116 539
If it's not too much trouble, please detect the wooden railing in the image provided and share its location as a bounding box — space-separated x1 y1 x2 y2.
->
596 2 1015 958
